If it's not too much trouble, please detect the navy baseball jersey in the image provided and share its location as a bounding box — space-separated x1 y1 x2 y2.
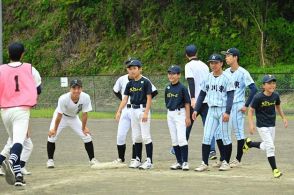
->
124 77 152 105
165 82 191 110
250 92 281 128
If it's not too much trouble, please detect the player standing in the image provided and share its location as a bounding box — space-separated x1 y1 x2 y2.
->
46 79 99 168
112 58 157 167
115 59 153 170
0 42 38 186
165 65 191 171
193 54 235 172
244 75 287 178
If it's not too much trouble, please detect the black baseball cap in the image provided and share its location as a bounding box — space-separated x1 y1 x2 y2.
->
207 54 223 62
185 44 197 56
70 79 83 88
221 48 240 57
168 65 181 74
126 59 142 68
262 74 276 83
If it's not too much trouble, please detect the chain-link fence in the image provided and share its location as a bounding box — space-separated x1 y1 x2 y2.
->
37 73 294 114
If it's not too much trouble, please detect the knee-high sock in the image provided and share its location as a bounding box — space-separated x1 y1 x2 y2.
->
20 161 26 168
202 144 210 165
0 154 6 165
236 139 244 162
216 139 224 161
145 142 153 163
135 142 143 161
249 141 261 149
10 143 23 175
173 145 182 164
132 144 136 159
84 141 95 160
224 143 232 163
268 156 277 170
47 141 55 159
117 144 126 162
180 145 188 163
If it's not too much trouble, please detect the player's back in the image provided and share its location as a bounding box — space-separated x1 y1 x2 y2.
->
0 63 37 108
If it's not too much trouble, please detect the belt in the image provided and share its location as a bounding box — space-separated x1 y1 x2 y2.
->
168 107 184 111
126 104 131 108
131 104 146 109
63 113 74 117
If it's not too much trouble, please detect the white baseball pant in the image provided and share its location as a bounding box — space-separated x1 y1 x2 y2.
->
229 102 245 140
167 108 187 146
117 107 131 145
131 107 152 144
257 127 276 157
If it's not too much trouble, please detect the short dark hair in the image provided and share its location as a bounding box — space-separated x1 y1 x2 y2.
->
8 42 25 61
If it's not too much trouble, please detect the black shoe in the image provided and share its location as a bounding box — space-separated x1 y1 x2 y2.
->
15 175 26 186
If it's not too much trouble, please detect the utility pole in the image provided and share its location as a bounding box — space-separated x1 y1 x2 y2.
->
0 0 3 64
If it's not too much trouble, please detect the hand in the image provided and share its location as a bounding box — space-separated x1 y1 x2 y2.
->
142 112 148 123
185 117 191 127
83 127 91 135
240 106 247 113
283 118 288 128
249 123 255 135
48 129 56 137
223 113 230 122
192 111 198 121
115 111 121 122
191 98 196 109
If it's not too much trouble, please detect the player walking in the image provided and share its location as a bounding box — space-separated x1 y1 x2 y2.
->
165 65 191 171
193 54 235 172
244 75 288 178
0 42 39 186
46 79 99 168
115 59 153 170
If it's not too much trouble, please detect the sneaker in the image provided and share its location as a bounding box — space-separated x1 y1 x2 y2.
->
139 158 153 170
212 161 222 168
170 147 175 155
182 162 189 171
112 158 124 164
2 160 15 185
21 167 31 175
219 160 231 171
15 174 26 187
0 166 5 176
47 159 55 168
273 169 283 178
243 138 252 153
89 158 100 167
170 162 182 170
209 151 217 160
129 158 141 168
194 162 209 172
229 159 242 168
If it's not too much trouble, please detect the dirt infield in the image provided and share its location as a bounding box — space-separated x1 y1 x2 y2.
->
0 118 293 194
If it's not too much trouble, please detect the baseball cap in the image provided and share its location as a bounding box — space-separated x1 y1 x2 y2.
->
70 79 83 88
207 54 223 62
126 59 142 67
168 65 181 74
185 44 197 56
221 47 240 57
124 57 137 66
262 74 276 83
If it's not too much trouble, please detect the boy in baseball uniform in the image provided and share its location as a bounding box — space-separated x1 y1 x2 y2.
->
46 79 99 168
165 65 191 171
245 75 288 178
115 59 153 170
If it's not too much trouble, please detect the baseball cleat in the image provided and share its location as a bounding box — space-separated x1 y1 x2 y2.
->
112 158 124 164
21 167 31 175
229 159 242 168
212 161 222 168
46 159 55 168
170 162 182 170
2 160 15 185
89 158 100 167
273 169 283 178
0 166 5 176
139 158 153 170
194 161 209 172
129 158 141 168
182 162 189 171
243 137 252 153
209 151 217 160
14 174 26 187
219 160 231 171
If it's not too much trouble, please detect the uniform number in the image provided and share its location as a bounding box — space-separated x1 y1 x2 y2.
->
14 75 20 92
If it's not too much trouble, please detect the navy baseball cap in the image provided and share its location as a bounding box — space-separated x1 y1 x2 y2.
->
70 79 83 88
207 54 223 62
185 44 197 56
221 47 240 57
262 74 276 83
127 59 142 67
168 65 181 74
124 57 137 65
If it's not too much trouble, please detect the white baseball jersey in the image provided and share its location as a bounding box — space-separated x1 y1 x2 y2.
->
56 92 92 116
185 60 209 100
201 71 235 107
225 67 254 103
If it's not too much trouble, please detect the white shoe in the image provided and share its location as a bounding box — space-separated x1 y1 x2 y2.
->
0 166 5 176
229 159 242 168
194 161 209 172
139 158 153 170
219 160 231 171
21 167 31 175
112 158 123 164
212 161 222 168
47 159 55 168
182 162 189 171
89 158 100 167
129 158 141 168
170 162 182 170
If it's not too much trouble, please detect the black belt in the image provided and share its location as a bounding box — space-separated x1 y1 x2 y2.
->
63 113 74 117
168 107 184 111
131 104 146 109
126 104 131 108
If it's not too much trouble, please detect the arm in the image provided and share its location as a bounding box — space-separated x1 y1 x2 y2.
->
113 90 122 100
192 90 206 120
223 90 234 122
185 102 191 127
48 113 62 137
242 83 258 112
142 94 152 122
151 90 158 98
276 105 288 128
81 112 90 135
115 95 129 121
248 107 256 134
37 85 42 95
187 78 196 108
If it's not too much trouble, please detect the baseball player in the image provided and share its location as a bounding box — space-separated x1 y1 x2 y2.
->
0 42 39 186
245 75 288 178
46 79 99 168
112 58 158 167
165 65 191 171
115 59 153 170
193 54 235 172
218 48 257 168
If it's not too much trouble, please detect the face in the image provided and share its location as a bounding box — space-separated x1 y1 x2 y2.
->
225 54 236 66
263 81 276 93
168 72 180 83
209 61 223 73
70 86 82 99
127 66 141 78
126 67 134 79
